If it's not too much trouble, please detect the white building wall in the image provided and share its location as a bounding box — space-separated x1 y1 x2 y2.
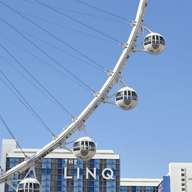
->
0 139 17 192
169 163 192 192
120 178 161 187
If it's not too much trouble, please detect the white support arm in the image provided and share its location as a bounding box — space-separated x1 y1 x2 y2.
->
0 0 148 183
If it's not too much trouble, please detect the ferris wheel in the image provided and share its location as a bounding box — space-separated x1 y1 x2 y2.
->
0 0 166 191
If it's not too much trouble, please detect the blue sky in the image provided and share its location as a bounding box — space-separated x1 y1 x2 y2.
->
0 0 191 179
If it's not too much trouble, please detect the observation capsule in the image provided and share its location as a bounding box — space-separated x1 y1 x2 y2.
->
144 32 166 54
73 137 96 161
16 178 40 192
115 86 138 110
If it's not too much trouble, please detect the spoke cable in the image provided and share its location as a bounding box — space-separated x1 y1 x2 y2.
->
0 42 74 118
0 17 95 93
25 0 125 24
72 0 128 23
0 113 27 158
32 0 121 44
0 69 56 137
0 0 106 73
24 31 105 73
27 14 111 46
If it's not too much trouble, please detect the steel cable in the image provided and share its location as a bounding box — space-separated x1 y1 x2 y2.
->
0 113 27 158
0 0 106 73
0 17 96 93
33 0 121 44
72 0 128 23
0 42 74 118
0 69 56 137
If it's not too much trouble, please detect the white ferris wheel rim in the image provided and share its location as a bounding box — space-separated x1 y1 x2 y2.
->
0 0 148 184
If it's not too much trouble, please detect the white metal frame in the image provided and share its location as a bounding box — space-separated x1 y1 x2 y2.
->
0 0 148 184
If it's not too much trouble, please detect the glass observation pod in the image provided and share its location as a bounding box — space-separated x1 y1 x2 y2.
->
16 178 40 192
73 137 96 161
115 86 138 110
144 32 166 54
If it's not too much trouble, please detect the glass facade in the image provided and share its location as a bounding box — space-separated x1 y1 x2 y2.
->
157 176 170 192
5 157 120 192
120 186 158 192
1 140 161 192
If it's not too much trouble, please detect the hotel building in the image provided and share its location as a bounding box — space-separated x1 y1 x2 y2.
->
1 139 192 192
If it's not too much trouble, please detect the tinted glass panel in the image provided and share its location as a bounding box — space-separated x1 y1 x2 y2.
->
156 35 160 40
116 97 123 101
34 184 40 189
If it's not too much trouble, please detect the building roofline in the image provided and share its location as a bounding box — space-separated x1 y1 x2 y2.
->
120 178 162 187
169 162 192 165
2 139 119 160
7 148 120 160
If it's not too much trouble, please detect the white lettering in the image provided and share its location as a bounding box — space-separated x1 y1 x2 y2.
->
64 167 72 179
86 168 96 180
63 167 114 180
102 168 114 180
77 167 80 179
